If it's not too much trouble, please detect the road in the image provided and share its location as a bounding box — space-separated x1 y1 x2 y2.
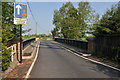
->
29 40 120 78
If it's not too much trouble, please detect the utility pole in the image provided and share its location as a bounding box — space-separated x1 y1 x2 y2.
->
19 25 22 63
36 22 37 37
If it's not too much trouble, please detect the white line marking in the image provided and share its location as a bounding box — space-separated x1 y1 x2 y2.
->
61 45 120 72
25 41 40 79
23 43 37 59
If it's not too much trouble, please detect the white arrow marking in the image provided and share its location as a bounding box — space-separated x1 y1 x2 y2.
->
16 4 22 15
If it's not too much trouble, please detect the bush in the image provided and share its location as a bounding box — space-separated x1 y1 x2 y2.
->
2 44 11 71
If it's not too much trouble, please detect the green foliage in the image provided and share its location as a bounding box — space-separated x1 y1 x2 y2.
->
23 34 53 40
52 1 96 40
22 28 31 34
2 2 19 41
23 34 33 39
2 2 14 71
2 44 11 71
92 2 120 63
51 27 60 38
52 2 120 39
1 2 31 71
1 2 20 71
94 4 120 36
37 34 53 39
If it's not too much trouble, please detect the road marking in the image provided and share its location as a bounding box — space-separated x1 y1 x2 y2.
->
58 43 120 72
25 41 40 79
16 4 22 15
23 43 37 59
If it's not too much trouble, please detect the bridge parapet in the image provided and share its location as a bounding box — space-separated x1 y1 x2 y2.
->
54 38 88 52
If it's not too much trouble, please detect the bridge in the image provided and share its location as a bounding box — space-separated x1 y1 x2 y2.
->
27 39 120 78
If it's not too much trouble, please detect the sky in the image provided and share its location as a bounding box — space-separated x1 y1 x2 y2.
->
22 2 118 35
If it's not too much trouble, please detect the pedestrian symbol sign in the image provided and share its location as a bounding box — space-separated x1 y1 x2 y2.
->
14 3 27 25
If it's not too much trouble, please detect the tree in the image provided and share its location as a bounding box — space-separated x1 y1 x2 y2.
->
94 3 120 36
78 1 96 39
52 1 96 40
52 2 80 39
2 2 14 71
1 2 31 71
51 27 60 38
59 2 79 39
90 14 100 35
22 28 31 34
52 10 62 38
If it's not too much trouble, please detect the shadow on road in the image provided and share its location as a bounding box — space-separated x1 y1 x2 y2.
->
40 42 63 50
89 61 120 77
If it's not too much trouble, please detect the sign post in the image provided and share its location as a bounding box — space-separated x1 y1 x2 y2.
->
14 3 28 63
20 25 22 63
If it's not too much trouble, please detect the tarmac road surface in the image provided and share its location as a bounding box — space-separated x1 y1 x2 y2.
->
29 40 120 78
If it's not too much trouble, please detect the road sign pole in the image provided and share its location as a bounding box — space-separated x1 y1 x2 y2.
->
20 24 22 63
14 3 27 63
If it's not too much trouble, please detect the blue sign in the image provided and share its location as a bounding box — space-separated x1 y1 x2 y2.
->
14 3 27 18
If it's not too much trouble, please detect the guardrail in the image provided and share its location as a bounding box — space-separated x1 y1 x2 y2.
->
7 44 16 62
23 38 36 50
6 38 36 62
54 38 88 51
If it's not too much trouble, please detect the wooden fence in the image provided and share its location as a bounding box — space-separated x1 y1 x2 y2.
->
94 35 120 63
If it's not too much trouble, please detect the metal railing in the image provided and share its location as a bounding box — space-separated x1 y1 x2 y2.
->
54 38 88 51
7 44 16 62
5 38 36 62
23 38 36 50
